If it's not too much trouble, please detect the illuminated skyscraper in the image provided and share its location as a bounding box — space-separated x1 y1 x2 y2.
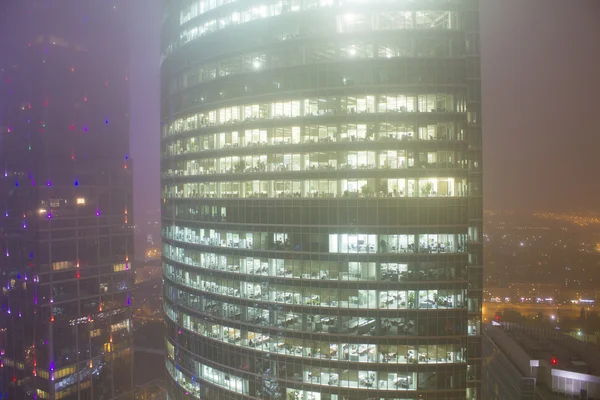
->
161 0 483 398
0 2 134 399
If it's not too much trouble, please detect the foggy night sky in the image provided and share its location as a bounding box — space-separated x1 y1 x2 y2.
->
479 0 600 212
4 0 600 229
128 0 600 219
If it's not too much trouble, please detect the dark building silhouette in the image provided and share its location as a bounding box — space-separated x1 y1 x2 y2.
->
0 1 134 399
161 0 483 398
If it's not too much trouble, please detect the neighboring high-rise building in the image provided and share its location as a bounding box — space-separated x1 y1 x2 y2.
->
0 1 134 399
161 0 483 398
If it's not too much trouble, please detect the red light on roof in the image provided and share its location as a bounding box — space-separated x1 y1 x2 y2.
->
551 357 558 365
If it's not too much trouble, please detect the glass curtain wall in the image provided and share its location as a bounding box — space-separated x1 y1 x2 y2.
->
161 0 482 398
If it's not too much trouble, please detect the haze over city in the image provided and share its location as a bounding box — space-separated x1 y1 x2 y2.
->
0 0 599 399
127 0 600 221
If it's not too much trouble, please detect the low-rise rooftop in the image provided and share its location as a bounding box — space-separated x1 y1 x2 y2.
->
493 323 600 375
485 323 600 399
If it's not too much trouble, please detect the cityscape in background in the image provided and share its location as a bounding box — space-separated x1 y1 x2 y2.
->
1 0 600 399
128 207 600 399
129 208 600 398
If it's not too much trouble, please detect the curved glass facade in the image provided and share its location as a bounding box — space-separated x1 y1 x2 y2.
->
161 0 483 399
